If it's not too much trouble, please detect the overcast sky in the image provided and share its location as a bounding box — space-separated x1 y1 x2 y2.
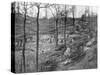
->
16 2 98 18
33 5 97 18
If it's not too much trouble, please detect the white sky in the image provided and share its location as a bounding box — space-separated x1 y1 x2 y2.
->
36 5 97 18
16 2 98 18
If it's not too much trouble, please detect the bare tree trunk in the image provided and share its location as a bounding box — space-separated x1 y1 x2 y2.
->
64 15 67 46
55 18 58 47
72 6 75 26
22 2 27 72
72 12 75 26
64 6 67 47
36 6 40 72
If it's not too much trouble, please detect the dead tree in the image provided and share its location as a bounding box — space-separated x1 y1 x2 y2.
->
22 2 27 72
64 5 69 47
35 4 40 72
71 5 76 26
20 2 33 72
49 5 60 47
33 3 50 72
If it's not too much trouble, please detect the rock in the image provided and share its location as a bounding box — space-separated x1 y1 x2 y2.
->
64 47 71 56
86 38 95 46
61 59 71 65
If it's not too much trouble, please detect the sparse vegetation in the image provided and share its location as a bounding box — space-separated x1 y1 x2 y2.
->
11 2 97 73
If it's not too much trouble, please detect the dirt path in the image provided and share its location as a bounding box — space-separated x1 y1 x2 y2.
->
56 45 97 71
